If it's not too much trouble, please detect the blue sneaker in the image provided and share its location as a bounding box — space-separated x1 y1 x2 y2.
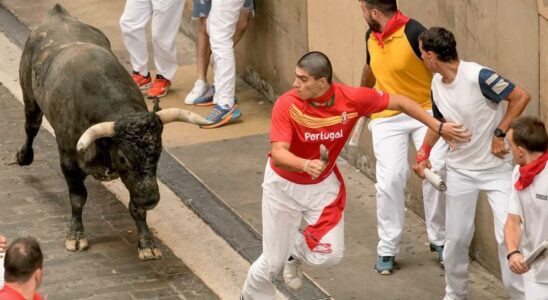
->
200 104 241 129
375 256 395 275
430 243 444 267
193 85 215 106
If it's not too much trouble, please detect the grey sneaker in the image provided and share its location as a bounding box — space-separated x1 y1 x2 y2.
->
283 258 303 290
430 243 444 267
374 256 395 275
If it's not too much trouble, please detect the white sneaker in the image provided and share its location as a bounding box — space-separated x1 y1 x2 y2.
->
283 258 303 290
184 80 208 104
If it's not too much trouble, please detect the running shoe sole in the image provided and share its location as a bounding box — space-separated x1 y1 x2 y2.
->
200 109 241 129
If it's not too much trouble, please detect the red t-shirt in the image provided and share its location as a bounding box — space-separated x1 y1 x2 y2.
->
270 82 389 184
0 286 44 300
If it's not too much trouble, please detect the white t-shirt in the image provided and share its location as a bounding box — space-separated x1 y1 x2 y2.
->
431 61 515 170
508 165 548 283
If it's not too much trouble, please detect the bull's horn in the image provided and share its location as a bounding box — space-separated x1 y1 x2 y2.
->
76 122 115 152
156 108 212 126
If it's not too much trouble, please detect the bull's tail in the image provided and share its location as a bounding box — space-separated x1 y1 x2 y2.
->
49 3 71 17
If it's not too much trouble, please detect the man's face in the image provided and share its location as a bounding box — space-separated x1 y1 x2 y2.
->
293 67 325 100
508 129 525 165
360 1 382 33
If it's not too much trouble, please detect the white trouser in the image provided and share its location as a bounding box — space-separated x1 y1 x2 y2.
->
242 162 345 300
207 0 244 108
523 277 548 300
443 164 524 300
119 0 184 80
370 112 447 256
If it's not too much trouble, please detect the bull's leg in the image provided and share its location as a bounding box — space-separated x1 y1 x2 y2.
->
60 154 89 252
129 201 162 260
16 94 43 165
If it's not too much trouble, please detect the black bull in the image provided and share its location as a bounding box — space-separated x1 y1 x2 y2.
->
17 4 211 260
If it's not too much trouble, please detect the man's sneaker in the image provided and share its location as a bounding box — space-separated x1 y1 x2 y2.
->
184 80 209 104
147 74 171 98
283 258 303 290
193 85 215 106
132 71 151 90
200 104 241 129
375 256 395 275
430 243 444 267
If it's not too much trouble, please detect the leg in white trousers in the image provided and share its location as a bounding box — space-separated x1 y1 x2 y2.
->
242 162 345 300
207 0 244 108
371 113 447 257
523 277 548 300
119 0 184 80
443 165 524 300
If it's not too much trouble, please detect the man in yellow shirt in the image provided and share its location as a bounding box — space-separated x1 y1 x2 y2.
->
359 0 448 274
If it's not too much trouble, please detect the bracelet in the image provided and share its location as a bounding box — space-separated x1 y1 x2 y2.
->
303 159 310 172
506 250 521 260
416 144 432 163
438 122 444 136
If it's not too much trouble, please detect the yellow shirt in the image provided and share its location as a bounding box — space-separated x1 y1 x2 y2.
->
367 20 432 119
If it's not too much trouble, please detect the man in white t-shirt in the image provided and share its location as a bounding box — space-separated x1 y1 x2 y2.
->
413 27 531 300
504 116 548 300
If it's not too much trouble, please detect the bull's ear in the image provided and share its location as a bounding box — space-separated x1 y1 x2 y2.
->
152 97 161 113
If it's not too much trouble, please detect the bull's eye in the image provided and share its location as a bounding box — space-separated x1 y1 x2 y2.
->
117 150 131 168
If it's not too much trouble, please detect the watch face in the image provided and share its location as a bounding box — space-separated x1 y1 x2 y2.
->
494 128 506 138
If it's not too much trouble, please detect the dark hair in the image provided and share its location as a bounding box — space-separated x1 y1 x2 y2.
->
363 0 398 14
4 236 43 283
418 27 459 62
510 116 548 153
297 51 333 84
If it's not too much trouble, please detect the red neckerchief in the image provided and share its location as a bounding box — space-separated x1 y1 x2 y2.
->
515 151 548 191
371 11 410 48
306 85 334 105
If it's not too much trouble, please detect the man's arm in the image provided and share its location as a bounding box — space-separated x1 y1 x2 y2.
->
360 64 376 88
386 94 471 143
491 86 531 158
270 142 325 180
504 214 529 274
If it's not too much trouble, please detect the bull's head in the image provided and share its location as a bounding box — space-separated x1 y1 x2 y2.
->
76 109 211 207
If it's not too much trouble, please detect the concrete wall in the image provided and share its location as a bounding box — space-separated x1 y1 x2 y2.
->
540 1 548 124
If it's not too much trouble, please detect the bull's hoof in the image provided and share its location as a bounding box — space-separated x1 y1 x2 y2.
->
65 231 88 252
16 147 34 166
138 238 162 261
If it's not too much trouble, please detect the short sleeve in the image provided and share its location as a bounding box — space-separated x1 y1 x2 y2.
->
365 30 372 66
355 87 390 117
270 97 293 143
404 19 426 60
507 167 523 217
479 68 516 103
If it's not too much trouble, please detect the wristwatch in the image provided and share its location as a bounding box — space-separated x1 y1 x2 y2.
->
494 128 506 138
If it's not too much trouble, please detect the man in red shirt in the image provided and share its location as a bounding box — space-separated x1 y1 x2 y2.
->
0 237 44 300
240 51 471 299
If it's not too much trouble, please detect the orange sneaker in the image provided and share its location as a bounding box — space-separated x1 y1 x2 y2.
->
147 74 171 98
132 71 152 90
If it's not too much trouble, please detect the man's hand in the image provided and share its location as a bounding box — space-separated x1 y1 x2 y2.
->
303 159 326 180
413 159 431 179
491 136 509 159
440 122 472 150
508 252 529 275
